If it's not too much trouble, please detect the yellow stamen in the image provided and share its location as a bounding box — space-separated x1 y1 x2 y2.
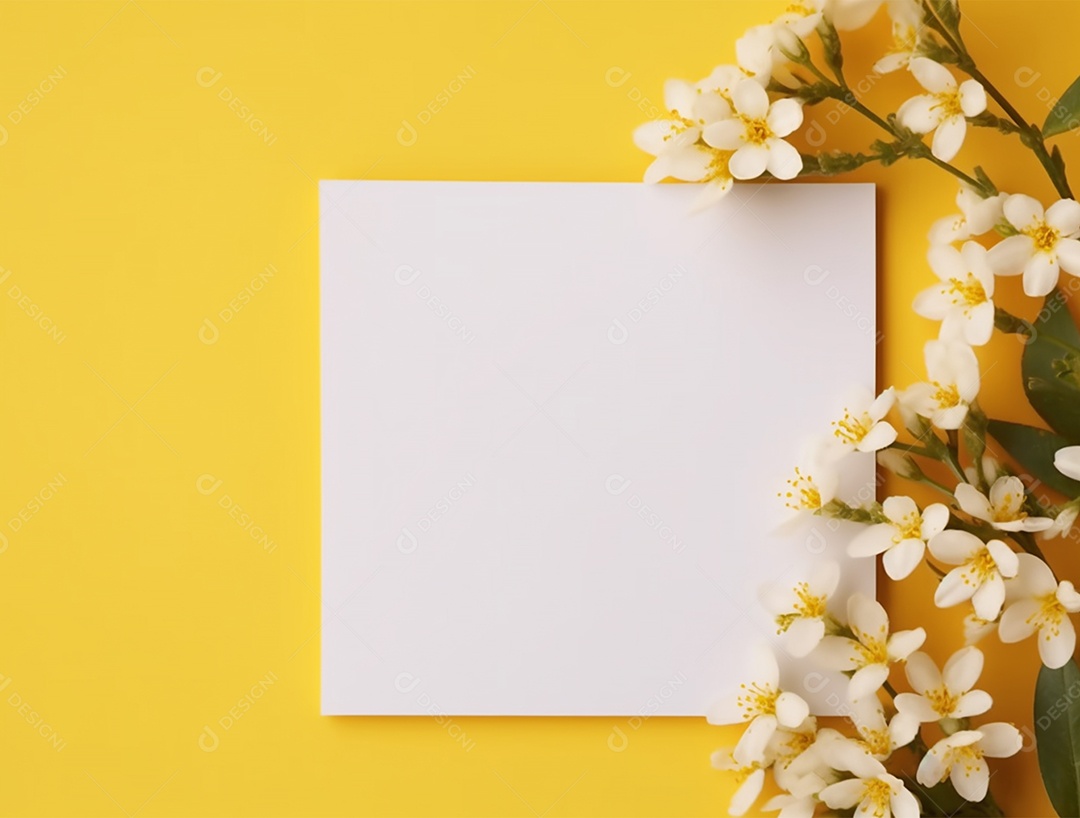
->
832 408 872 445
860 728 892 758
963 548 1000 583
991 492 1026 523
947 274 987 310
931 381 961 409
740 115 773 146
855 638 889 667
933 89 964 119
1029 592 1067 639
780 467 822 511
926 685 961 717
775 582 827 633
706 149 735 183
892 510 923 544
1024 220 1060 253
736 682 779 719
862 778 894 818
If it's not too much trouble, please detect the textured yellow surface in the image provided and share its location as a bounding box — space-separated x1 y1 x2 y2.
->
0 0 1075 815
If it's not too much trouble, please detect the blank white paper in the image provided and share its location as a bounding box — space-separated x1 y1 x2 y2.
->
321 180 877 717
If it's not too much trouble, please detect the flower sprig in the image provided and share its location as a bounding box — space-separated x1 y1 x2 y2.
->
636 0 1080 815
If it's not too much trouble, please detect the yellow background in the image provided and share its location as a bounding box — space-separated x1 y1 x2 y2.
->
0 0 1077 815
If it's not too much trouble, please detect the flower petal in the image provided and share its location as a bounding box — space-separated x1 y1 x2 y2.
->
1040 618 1076 669
959 79 987 117
932 115 967 162
729 144 770 180
766 138 803 180
978 722 1023 757
1047 198 1080 235
732 78 770 118
1024 251 1061 297
888 628 927 661
950 753 989 802
1004 193 1045 230
848 523 897 558
953 486 994 526
935 566 979 608
910 57 957 93
883 538 925 580
767 98 804 138
776 691 811 728
1056 446 1080 481
905 651 942 695
729 768 765 817
897 94 939 133
929 528 982 564
998 599 1040 643
972 574 1006 621
703 119 746 151
848 664 889 701
952 689 993 718
943 645 983 694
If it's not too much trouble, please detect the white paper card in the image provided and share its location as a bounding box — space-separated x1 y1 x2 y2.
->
321 181 876 716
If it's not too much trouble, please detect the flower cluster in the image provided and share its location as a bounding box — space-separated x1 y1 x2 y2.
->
636 0 1080 814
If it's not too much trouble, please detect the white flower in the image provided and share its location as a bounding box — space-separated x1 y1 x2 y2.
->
916 724 1023 803
761 561 839 657
928 530 1019 620
987 194 1080 296
849 694 919 759
897 58 986 162
877 448 921 480
779 448 839 522
769 717 829 793
820 765 919 818
929 187 1006 245
736 3 824 83
999 553 1080 668
955 475 1053 532
708 645 811 764
711 748 768 816
913 242 996 346
873 0 926 74
1046 506 1080 540
703 80 803 181
633 80 737 208
963 612 998 645
1055 445 1080 481
829 387 898 454
899 340 979 430
814 593 926 701
894 647 993 723
848 496 949 580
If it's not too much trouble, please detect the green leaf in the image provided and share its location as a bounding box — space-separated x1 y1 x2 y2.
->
1023 289 1080 442
1036 659 1080 816
988 420 1080 498
1044 74 1080 138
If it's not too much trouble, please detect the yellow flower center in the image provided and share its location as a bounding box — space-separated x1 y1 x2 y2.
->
893 511 923 544
1030 592 1067 638
1024 220 1061 253
947 274 987 309
967 548 1000 581
832 408 872 445
706 149 735 183
661 112 700 143
780 466 823 512
926 685 961 717
861 728 893 757
736 682 779 719
784 1 816 15
892 22 917 53
740 115 773 146
944 744 985 779
931 381 961 409
733 762 761 785
855 638 889 667
991 493 1026 523
775 582 827 633
862 778 894 818
934 89 964 119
